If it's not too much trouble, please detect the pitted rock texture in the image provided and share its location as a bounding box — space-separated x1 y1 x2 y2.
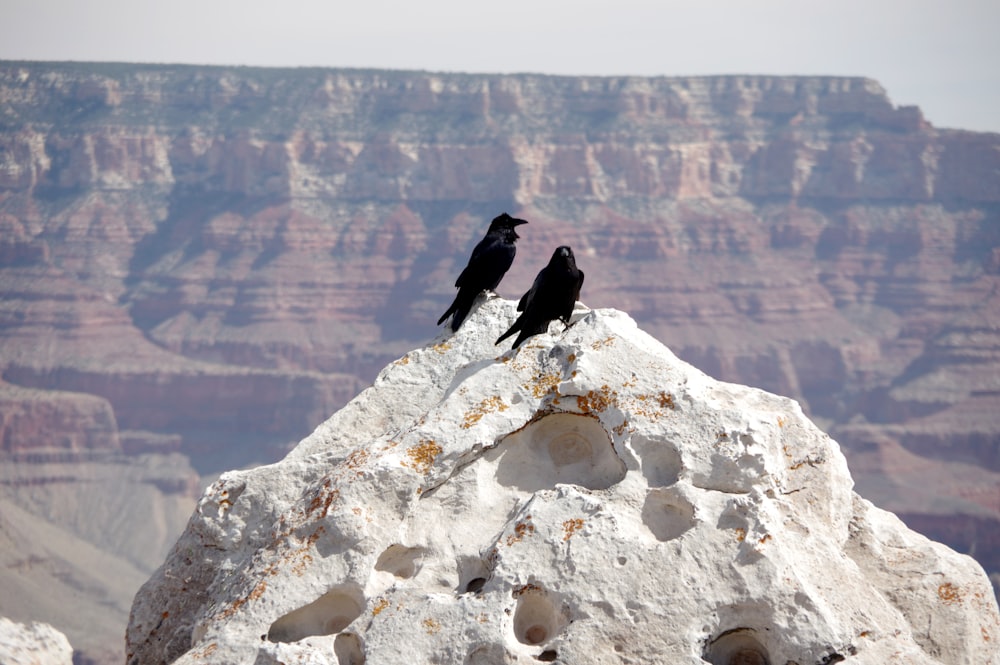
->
127 301 1000 665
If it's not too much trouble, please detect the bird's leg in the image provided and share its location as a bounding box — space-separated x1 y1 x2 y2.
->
563 304 590 328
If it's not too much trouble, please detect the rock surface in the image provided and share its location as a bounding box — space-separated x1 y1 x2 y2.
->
127 301 1000 665
0 617 73 665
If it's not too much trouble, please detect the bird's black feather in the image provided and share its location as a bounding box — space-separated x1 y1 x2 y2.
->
437 213 527 332
496 245 584 349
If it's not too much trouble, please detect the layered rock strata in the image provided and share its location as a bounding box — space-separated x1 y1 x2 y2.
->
1 63 998 662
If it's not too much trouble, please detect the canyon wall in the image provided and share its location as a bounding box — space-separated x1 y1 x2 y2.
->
0 61 998 663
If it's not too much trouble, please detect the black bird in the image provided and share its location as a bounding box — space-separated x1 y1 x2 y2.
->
496 245 585 349
437 213 528 332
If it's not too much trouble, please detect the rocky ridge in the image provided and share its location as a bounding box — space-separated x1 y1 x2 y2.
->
127 300 1000 665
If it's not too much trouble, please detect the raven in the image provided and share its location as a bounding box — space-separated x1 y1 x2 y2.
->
496 245 584 349
437 213 528 332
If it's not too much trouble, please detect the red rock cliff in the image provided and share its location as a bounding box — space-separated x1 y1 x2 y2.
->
1 64 998 607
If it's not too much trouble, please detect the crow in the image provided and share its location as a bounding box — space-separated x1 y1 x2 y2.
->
437 213 528 332
496 245 585 349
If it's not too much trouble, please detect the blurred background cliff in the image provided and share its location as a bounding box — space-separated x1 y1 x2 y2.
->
1 2 998 663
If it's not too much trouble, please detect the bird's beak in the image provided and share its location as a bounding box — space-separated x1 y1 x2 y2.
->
512 219 528 226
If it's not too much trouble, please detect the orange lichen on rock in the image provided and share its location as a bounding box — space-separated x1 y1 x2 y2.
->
591 336 615 350
403 439 443 474
305 479 340 519
423 618 441 634
505 516 535 546
372 598 390 616
306 478 340 519
345 448 370 470
562 518 585 541
938 582 963 605
290 553 313 576
576 384 619 413
526 371 562 398
513 583 542 597
247 580 267 601
461 395 508 429
631 391 676 420
218 580 268 621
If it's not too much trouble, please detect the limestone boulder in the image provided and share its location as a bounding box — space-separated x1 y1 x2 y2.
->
0 617 73 665
127 299 1000 664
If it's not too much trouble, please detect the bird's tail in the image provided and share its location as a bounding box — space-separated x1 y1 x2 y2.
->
436 304 455 327
438 290 476 332
497 318 548 348
495 316 521 346
510 332 529 349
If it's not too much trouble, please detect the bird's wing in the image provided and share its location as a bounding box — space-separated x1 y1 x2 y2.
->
516 289 531 311
456 233 517 291
495 312 524 345
516 270 545 311
454 236 494 288
574 269 585 300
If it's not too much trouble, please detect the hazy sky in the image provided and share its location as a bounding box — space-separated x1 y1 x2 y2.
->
2 0 998 133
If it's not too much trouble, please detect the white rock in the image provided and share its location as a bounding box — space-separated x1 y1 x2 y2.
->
0 617 73 665
127 298 1000 665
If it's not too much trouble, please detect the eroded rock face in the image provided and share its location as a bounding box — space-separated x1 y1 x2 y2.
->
127 301 999 665
3 64 999 661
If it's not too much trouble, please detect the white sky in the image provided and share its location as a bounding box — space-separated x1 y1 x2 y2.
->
2 0 998 133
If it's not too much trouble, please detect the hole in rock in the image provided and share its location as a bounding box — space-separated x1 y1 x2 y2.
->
537 650 558 661
374 544 423 579
631 433 682 487
493 413 625 492
548 430 592 466
705 628 772 665
457 555 491 594
334 632 365 665
513 588 564 646
641 488 696 541
267 586 364 643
